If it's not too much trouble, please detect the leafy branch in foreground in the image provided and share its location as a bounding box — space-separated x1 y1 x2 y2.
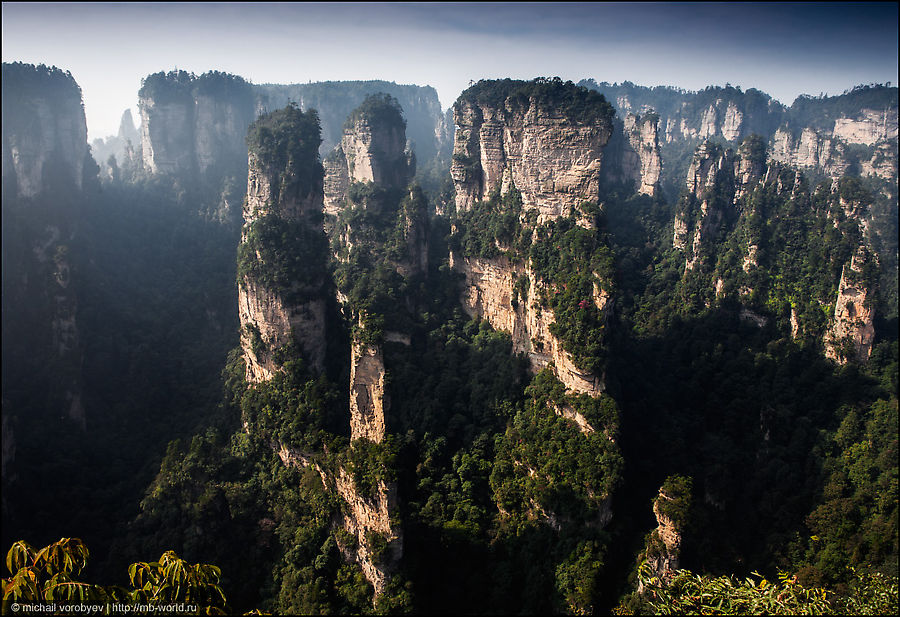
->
618 561 898 615
2 537 263 615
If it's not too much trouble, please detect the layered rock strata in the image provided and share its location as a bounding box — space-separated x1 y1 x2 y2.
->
825 249 876 364
450 93 613 220
622 112 662 195
238 107 327 382
2 63 89 199
451 253 605 396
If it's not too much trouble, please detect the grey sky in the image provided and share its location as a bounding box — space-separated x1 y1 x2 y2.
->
2 2 897 141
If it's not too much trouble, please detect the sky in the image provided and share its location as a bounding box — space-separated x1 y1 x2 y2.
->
2 2 898 141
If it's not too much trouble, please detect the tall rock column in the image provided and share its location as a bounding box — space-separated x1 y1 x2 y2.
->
623 111 662 196
237 104 327 382
325 94 415 601
449 80 615 398
825 248 876 364
638 476 692 593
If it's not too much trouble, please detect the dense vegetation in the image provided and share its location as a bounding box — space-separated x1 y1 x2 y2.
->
245 103 324 208
458 77 616 126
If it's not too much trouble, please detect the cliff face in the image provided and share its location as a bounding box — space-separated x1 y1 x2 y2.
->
237 106 327 382
1 63 88 432
449 82 615 397
349 340 388 442
238 279 326 381
769 127 851 178
450 94 612 220
341 116 412 188
2 63 88 199
673 141 736 271
138 71 257 180
623 112 662 196
451 254 605 396
825 249 876 364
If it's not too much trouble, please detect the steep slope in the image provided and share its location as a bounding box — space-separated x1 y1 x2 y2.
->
1 62 92 438
449 78 617 396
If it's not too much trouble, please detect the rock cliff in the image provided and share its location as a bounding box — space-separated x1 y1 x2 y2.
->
448 80 614 398
622 112 662 196
824 248 876 364
450 80 613 221
138 70 258 180
451 253 605 396
673 140 736 271
349 340 388 442
2 63 89 199
323 93 415 215
237 105 327 382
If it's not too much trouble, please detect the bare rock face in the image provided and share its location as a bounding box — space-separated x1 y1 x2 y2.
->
733 137 766 201
770 127 851 179
140 97 195 175
648 491 683 576
825 250 875 364
341 117 411 189
721 101 744 141
244 151 324 224
323 147 350 216
238 280 326 382
333 469 403 599
450 95 613 221
238 106 327 382
451 253 605 396
350 340 388 443
138 71 257 181
623 112 662 196
322 94 415 218
1 65 88 199
676 141 735 271
860 141 899 180
637 482 688 594
832 108 898 146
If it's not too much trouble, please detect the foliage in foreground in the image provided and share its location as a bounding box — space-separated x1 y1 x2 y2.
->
619 561 898 615
1 537 249 615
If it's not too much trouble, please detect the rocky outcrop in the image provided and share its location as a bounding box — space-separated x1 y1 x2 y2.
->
832 107 898 146
322 94 415 218
350 340 388 442
769 127 850 178
645 490 683 581
138 71 258 180
825 249 875 364
238 280 326 382
622 112 662 196
674 141 736 271
451 253 605 396
323 147 350 216
638 480 690 593
2 63 89 199
450 85 613 221
238 105 327 382
333 469 403 599
341 115 412 189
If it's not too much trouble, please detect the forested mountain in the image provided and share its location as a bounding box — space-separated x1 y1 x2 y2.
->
1 64 897 615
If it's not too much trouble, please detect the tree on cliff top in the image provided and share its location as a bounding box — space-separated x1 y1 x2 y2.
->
343 92 406 132
245 102 323 203
456 77 615 126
